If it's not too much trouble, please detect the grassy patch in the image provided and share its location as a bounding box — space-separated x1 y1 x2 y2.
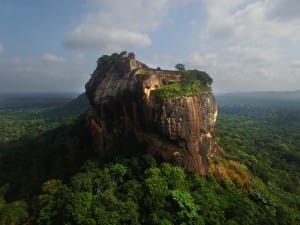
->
151 80 210 103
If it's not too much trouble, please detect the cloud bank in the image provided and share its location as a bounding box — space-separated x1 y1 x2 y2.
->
1 0 300 93
64 0 176 51
41 54 66 64
195 0 300 92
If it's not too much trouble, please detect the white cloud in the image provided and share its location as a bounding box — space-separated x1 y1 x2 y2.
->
41 54 66 64
2 0 300 93
187 53 218 68
65 27 151 50
147 52 217 70
0 42 4 54
193 0 300 92
203 0 300 44
64 0 178 51
146 54 180 69
227 46 281 63
267 0 300 22
290 60 300 68
73 53 86 65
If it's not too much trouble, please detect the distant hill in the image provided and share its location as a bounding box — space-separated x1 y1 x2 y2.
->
217 90 300 101
45 93 89 117
215 90 300 123
216 90 300 109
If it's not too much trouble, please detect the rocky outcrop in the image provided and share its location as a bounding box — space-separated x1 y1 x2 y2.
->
85 54 219 174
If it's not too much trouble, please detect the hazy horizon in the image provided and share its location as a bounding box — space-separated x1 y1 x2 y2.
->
1 89 300 97
0 0 300 93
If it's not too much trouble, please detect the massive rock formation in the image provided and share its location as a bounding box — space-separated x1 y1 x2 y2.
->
85 53 219 174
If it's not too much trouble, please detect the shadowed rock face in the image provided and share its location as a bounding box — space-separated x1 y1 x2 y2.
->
85 56 219 174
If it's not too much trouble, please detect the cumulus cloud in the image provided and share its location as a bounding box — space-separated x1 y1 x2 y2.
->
187 53 218 68
65 27 151 50
203 0 300 44
64 0 176 51
41 54 66 64
227 46 281 63
147 52 217 71
194 0 300 92
290 60 300 68
2 0 300 93
267 0 300 22
0 42 4 54
73 53 87 66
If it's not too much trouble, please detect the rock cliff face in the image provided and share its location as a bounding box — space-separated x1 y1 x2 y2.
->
85 54 219 174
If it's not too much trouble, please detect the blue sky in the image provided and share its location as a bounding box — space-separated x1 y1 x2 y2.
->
0 0 299 93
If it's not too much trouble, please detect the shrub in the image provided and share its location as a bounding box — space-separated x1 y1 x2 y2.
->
152 80 210 103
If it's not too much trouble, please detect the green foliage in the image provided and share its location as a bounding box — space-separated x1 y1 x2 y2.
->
0 184 28 225
109 163 127 184
145 168 169 198
216 97 300 225
175 63 185 71
120 51 127 57
0 93 88 142
160 163 185 189
0 201 28 225
96 51 132 67
151 66 213 102
0 92 299 225
97 54 110 65
152 80 210 103
38 179 63 205
1 149 300 225
170 189 198 221
182 69 213 86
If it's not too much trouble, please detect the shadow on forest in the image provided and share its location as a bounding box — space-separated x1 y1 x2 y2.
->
0 114 94 201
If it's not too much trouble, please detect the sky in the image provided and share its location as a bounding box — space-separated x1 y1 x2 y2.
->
0 0 300 93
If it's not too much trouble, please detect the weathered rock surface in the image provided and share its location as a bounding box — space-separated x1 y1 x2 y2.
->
85 55 219 174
